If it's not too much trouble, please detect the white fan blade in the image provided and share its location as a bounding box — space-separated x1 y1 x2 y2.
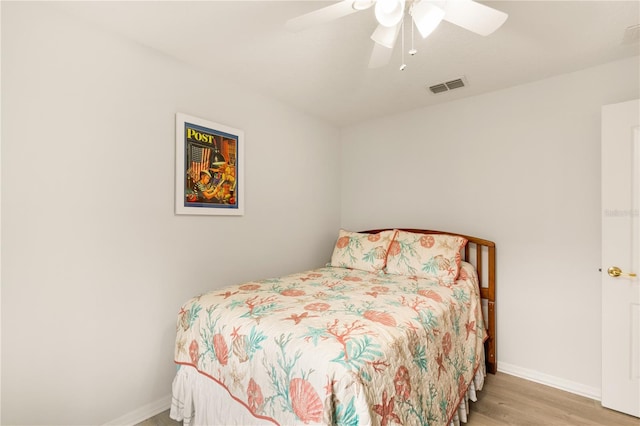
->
370 22 401 49
442 0 508 36
411 1 445 38
285 1 359 32
368 42 394 68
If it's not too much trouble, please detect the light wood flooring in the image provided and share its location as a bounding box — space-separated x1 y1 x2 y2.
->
137 372 639 426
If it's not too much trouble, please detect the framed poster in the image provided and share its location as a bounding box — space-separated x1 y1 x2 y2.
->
175 113 244 215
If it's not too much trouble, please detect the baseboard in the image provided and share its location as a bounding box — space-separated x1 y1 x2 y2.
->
498 362 601 401
103 394 172 426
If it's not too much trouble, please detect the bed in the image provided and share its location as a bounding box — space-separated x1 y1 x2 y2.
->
170 228 496 425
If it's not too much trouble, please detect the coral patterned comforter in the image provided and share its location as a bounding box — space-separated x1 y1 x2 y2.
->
172 262 486 425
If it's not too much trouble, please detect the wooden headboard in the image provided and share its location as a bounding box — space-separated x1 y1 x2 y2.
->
363 228 497 374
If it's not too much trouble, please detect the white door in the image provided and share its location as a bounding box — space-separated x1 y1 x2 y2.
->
601 99 640 417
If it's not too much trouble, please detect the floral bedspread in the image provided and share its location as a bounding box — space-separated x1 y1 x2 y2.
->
173 263 486 425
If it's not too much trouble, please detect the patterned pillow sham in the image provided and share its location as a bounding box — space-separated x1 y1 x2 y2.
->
385 230 467 283
330 229 396 272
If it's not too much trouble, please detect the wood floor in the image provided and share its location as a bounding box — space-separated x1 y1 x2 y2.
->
467 373 638 426
137 372 639 426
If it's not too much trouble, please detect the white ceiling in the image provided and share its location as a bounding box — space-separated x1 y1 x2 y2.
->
51 1 640 127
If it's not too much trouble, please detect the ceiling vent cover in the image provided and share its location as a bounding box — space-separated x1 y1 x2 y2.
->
428 77 467 94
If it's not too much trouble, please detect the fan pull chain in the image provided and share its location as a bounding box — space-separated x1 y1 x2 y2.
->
409 14 417 56
400 16 406 71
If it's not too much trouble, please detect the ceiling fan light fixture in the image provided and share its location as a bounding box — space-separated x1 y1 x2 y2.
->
375 0 406 27
371 23 401 49
352 0 375 11
411 1 445 38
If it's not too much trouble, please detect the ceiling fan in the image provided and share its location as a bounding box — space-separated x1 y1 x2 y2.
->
285 0 508 69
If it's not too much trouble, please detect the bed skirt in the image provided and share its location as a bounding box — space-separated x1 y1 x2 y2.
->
170 362 486 426
450 363 486 426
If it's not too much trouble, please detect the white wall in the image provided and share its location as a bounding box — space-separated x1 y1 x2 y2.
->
340 55 640 398
1 3 340 425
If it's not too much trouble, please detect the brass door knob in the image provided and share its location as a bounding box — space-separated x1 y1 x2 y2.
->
607 266 637 278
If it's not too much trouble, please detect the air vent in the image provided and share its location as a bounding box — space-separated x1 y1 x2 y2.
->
445 78 465 90
428 77 467 94
429 83 448 94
